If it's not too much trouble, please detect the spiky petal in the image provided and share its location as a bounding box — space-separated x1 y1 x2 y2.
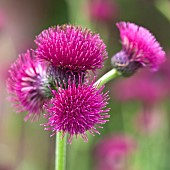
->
43 81 110 143
112 22 166 76
7 50 50 121
35 25 107 72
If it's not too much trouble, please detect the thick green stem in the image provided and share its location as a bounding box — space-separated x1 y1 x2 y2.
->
94 68 120 87
55 132 67 170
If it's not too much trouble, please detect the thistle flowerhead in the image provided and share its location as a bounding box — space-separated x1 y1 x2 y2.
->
111 22 166 76
35 25 107 73
7 50 51 121
43 80 110 143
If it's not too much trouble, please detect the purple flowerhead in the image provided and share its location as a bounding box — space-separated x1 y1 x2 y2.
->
89 0 118 23
94 134 137 170
35 25 107 73
7 50 51 121
43 81 110 143
111 22 166 76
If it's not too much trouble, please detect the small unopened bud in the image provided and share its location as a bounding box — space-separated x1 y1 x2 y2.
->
111 51 142 77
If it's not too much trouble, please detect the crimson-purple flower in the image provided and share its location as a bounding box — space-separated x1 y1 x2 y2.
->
43 81 110 143
7 50 50 121
35 25 107 72
112 22 166 76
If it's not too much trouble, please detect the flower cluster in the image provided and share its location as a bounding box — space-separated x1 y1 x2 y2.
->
111 22 166 76
7 21 166 142
7 25 109 142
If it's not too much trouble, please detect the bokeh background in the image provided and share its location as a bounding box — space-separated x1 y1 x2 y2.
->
1 0 170 170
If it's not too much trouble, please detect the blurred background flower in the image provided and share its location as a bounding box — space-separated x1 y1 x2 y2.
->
88 0 118 24
94 134 137 170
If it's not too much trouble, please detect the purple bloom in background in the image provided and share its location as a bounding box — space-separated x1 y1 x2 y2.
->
89 0 118 23
7 50 51 121
94 134 137 170
112 54 170 105
43 81 110 143
155 55 170 95
35 25 107 73
112 69 166 105
134 107 164 135
111 22 166 76
112 60 169 135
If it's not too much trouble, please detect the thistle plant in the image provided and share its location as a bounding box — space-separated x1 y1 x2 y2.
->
7 22 165 170
7 50 51 121
111 22 165 76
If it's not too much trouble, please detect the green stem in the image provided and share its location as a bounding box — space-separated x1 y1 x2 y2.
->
94 68 120 87
55 132 67 170
55 68 119 170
